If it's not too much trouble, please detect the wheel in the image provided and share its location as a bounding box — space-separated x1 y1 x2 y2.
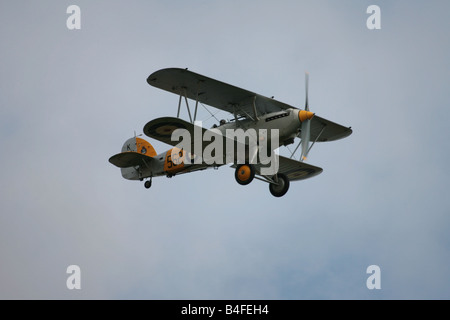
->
144 179 152 189
235 164 255 185
269 173 290 197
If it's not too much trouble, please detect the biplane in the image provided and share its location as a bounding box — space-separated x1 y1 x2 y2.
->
109 68 352 197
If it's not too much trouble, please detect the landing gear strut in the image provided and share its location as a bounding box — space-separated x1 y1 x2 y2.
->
269 173 290 197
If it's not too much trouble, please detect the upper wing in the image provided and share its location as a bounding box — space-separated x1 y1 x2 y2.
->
147 68 352 142
147 68 295 117
310 115 352 142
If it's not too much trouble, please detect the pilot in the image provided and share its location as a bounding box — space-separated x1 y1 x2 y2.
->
212 119 226 128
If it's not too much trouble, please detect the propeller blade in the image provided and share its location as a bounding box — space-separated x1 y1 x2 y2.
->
305 71 309 111
300 119 310 161
300 71 311 161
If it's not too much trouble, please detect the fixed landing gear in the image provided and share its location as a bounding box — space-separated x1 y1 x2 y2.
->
269 173 290 197
234 164 290 197
144 178 152 189
235 164 255 185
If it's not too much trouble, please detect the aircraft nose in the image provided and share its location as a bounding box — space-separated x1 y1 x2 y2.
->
298 110 314 122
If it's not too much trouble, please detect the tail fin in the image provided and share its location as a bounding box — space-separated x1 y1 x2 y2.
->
121 137 156 156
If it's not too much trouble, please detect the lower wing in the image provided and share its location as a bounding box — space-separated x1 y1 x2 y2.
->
254 155 323 181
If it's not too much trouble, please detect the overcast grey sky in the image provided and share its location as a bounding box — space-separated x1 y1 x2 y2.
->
0 0 449 299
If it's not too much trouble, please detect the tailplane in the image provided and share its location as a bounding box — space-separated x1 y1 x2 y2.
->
109 137 156 180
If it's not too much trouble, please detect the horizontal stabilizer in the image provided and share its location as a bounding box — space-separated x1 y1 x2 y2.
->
109 151 154 168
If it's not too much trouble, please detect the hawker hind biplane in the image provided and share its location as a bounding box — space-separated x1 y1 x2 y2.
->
109 68 352 197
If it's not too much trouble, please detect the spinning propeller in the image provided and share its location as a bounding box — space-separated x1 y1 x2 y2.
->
298 72 314 161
